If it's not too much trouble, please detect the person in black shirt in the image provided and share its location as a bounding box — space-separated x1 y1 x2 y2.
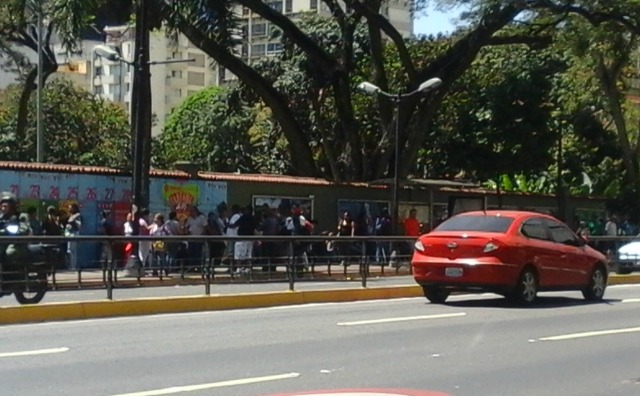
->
233 206 256 274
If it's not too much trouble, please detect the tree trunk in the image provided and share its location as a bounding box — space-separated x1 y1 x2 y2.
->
15 57 57 157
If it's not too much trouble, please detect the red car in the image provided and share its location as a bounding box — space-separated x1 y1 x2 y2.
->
411 210 608 305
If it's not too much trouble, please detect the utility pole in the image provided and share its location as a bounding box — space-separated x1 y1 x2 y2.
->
36 1 44 162
130 0 152 231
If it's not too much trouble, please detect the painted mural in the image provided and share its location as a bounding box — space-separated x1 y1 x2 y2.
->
0 171 227 268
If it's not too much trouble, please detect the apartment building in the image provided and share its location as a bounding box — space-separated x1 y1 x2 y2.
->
238 0 413 61
0 1 413 134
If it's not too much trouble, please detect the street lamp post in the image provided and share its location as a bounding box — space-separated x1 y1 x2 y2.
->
357 78 443 233
35 2 44 162
91 46 194 213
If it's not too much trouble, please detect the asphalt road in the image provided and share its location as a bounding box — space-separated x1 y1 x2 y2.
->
0 276 416 306
2 285 640 396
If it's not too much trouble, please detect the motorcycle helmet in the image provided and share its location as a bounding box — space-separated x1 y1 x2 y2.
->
0 191 17 205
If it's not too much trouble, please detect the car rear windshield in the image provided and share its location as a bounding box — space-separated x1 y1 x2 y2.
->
434 215 514 233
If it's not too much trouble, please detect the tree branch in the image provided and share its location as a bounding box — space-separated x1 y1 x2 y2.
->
175 22 319 176
346 0 417 83
487 34 553 48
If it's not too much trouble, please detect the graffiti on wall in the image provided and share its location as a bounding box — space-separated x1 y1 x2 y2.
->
0 170 228 268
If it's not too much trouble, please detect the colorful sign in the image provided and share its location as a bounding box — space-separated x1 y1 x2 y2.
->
162 183 199 220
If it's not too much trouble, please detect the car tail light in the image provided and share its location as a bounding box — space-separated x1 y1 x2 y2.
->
414 240 425 252
483 241 499 253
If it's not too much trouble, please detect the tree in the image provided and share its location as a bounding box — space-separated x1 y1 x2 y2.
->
0 78 131 167
152 86 289 173
0 0 105 146
155 0 545 181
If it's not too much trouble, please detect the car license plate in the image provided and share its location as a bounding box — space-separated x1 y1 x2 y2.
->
445 267 463 277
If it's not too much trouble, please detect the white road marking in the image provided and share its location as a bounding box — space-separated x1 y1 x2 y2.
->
109 372 300 396
0 347 69 358
337 312 467 326
621 298 640 303
539 327 640 341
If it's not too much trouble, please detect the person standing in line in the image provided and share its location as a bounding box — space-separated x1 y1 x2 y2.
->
65 203 83 270
163 211 180 274
26 206 42 236
234 205 256 275
138 208 152 272
149 213 169 277
186 205 208 271
42 206 64 269
98 210 115 271
225 204 241 272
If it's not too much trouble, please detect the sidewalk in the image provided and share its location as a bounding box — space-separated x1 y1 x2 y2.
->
49 264 412 290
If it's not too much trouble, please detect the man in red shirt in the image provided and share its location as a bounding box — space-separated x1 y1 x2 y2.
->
404 208 421 237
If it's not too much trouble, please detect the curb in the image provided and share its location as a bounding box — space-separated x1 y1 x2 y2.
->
608 274 640 285
0 285 424 325
3 274 640 326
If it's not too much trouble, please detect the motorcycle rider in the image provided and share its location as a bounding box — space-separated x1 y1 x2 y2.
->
0 192 31 284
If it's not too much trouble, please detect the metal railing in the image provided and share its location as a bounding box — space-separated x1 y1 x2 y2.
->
0 234 417 300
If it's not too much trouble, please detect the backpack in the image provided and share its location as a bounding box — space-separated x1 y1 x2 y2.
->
152 225 168 252
292 215 310 236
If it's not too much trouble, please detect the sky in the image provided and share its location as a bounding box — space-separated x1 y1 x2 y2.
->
413 4 465 36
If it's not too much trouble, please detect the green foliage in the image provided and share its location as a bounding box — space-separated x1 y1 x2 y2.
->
0 78 131 167
152 86 289 173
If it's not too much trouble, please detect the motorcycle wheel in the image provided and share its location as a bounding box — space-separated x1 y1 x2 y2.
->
14 273 47 305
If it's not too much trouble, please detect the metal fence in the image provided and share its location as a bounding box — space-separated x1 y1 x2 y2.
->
0 234 417 300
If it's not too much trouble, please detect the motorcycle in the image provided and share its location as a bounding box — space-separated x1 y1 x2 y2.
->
0 223 51 305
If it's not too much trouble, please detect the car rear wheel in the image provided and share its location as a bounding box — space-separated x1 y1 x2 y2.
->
582 265 607 301
422 286 450 304
510 268 538 305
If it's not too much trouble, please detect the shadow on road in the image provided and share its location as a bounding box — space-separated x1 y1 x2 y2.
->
442 295 622 309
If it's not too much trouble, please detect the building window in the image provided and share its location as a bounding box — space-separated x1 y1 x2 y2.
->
242 44 248 57
219 66 227 81
267 42 283 54
243 7 249 15
267 1 283 13
251 23 266 37
94 85 104 95
189 53 206 67
187 71 205 86
310 0 317 10
251 43 266 56
95 66 103 77
285 0 292 13
171 70 182 78
171 51 182 60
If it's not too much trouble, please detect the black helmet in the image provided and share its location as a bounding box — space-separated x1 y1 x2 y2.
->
0 191 17 205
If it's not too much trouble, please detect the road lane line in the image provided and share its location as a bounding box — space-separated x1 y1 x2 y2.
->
108 372 301 396
0 347 69 358
622 298 640 303
337 312 467 326
539 327 640 341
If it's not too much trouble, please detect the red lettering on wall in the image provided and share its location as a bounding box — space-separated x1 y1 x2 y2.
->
104 188 114 201
9 184 19 196
67 187 79 200
49 186 60 200
121 189 132 201
85 188 97 201
29 185 40 199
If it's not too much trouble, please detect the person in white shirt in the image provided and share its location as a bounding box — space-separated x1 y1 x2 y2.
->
224 204 242 269
604 215 618 257
186 205 208 270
